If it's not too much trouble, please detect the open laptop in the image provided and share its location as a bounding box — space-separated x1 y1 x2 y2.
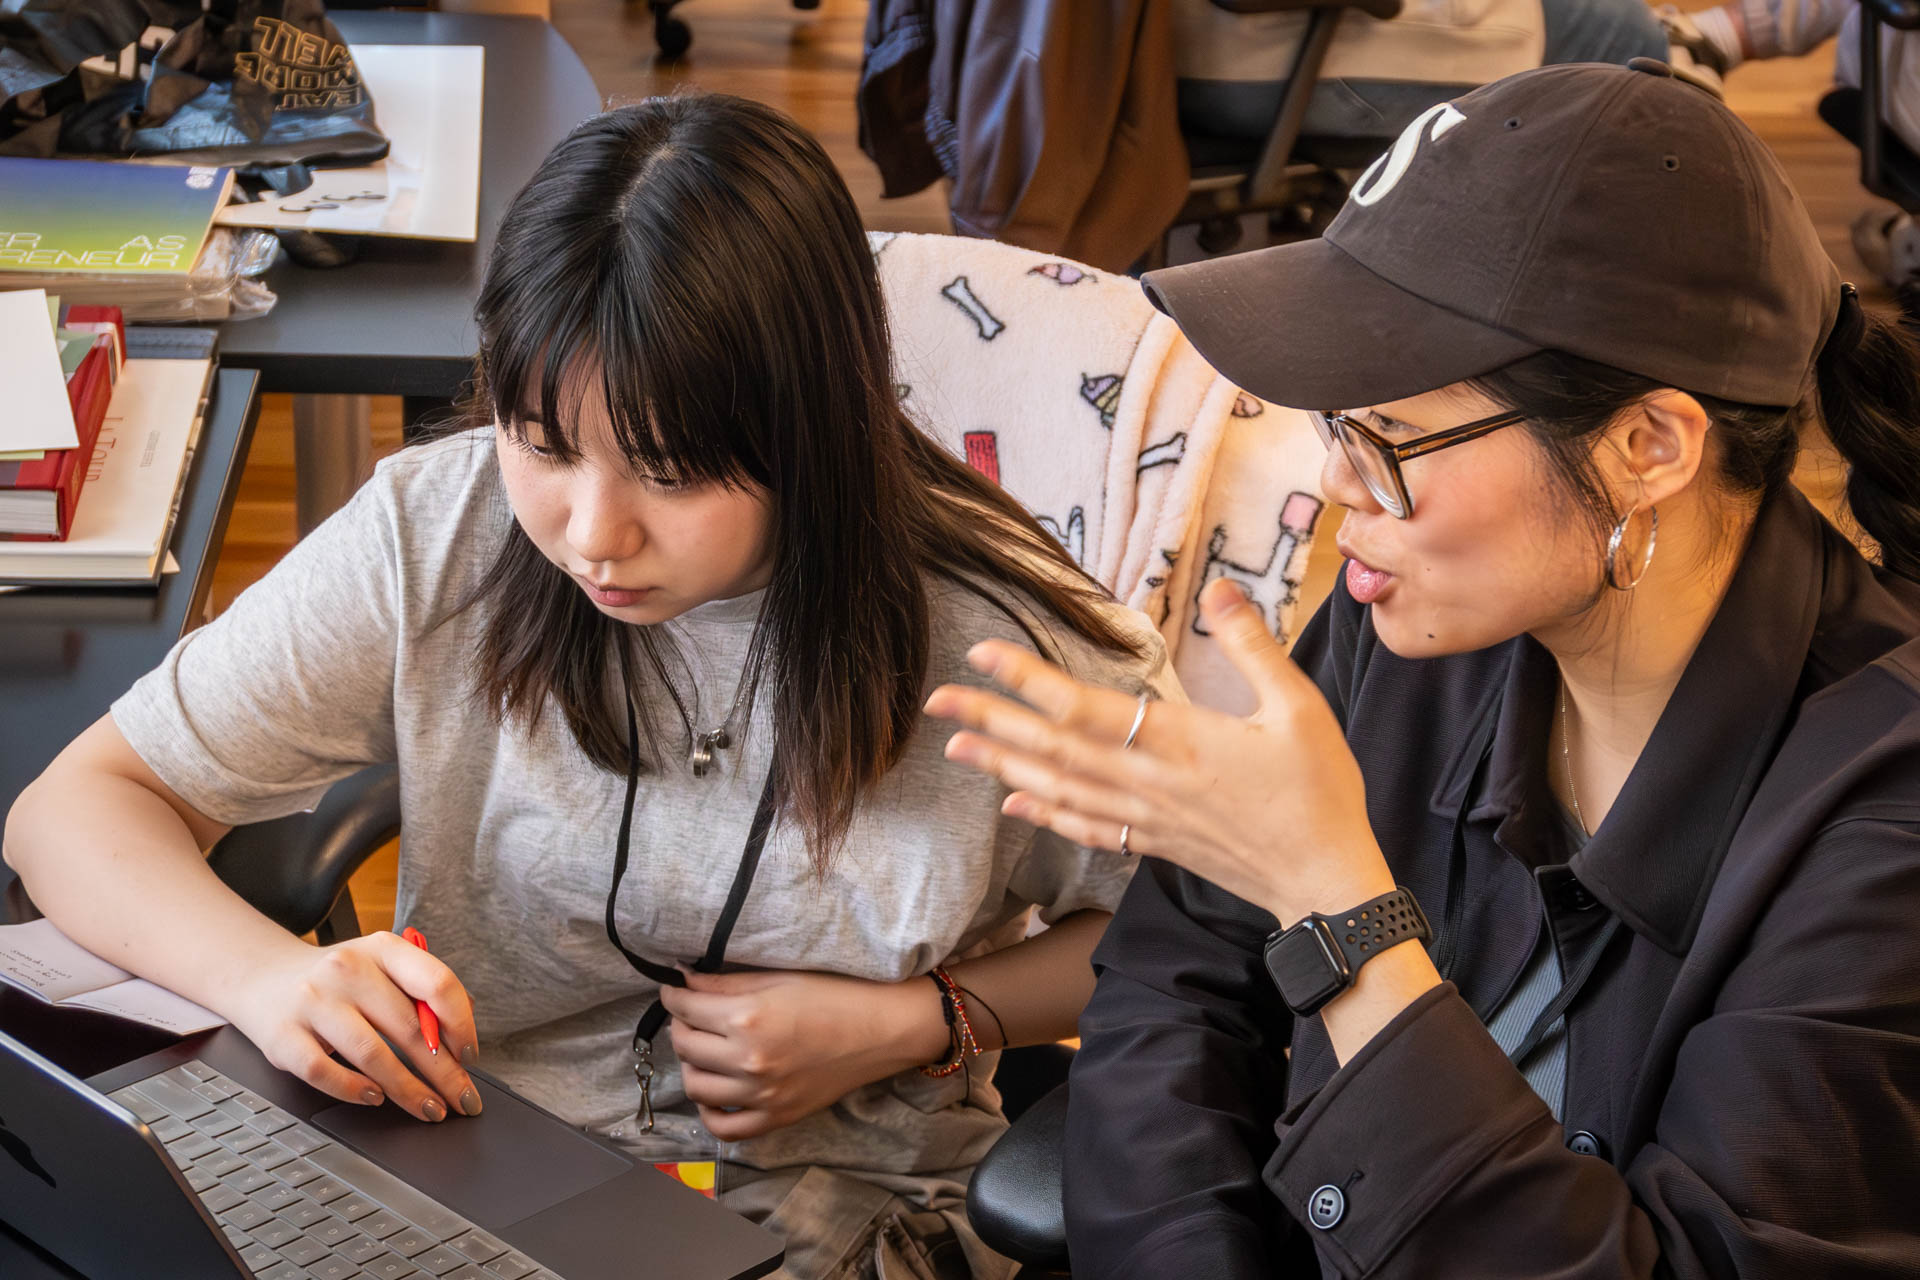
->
0 1023 783 1280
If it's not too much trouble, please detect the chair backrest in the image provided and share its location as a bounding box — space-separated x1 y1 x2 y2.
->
872 231 1331 713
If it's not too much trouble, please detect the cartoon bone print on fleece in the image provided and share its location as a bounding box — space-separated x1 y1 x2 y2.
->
1193 491 1325 640
942 276 1006 340
1038 508 1088 566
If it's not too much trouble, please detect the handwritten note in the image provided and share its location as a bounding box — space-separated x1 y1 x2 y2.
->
0 918 225 1035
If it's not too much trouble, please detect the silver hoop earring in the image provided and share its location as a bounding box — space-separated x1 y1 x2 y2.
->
1604 503 1658 591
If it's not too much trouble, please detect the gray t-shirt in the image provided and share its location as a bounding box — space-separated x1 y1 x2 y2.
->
114 429 1174 1191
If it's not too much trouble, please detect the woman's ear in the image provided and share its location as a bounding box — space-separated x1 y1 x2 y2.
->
1605 390 1712 506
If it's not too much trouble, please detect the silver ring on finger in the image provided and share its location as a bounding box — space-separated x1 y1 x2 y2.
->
1119 823 1133 857
1122 694 1150 751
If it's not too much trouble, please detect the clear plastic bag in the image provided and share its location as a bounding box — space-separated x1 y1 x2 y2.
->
0 227 281 321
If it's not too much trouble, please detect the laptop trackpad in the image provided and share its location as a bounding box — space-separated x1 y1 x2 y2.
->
311 1078 630 1230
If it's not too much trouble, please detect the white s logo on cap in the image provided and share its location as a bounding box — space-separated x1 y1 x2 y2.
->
1351 103 1468 207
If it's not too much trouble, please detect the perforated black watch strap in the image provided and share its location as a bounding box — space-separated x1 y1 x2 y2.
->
1263 886 1432 1016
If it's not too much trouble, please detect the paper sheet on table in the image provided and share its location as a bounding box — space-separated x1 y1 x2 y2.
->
214 45 484 242
0 289 80 452
0 918 226 1034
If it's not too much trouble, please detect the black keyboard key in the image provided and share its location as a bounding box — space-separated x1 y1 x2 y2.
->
133 1075 214 1119
276 1235 331 1266
277 1200 332 1231
446 1231 507 1264
305 1176 352 1205
332 1194 379 1222
306 1217 361 1249
197 1151 250 1178
337 1234 390 1264
353 1211 403 1241
362 1256 420 1280
110 1087 169 1124
277 1125 331 1155
481 1254 538 1280
250 1183 304 1213
172 1133 224 1162
252 1143 299 1172
277 1158 323 1187
151 1115 195 1143
250 1108 300 1136
191 1111 243 1138
237 1240 280 1272
185 1167 219 1193
221 1166 277 1195
386 1227 437 1257
201 1185 246 1214
222 1202 276 1231
257 1263 304 1280
309 1255 365 1279
412 1245 468 1276
250 1218 302 1249
180 1062 220 1082
220 1128 274 1155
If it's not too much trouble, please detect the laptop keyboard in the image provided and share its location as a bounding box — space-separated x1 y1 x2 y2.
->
109 1060 567 1280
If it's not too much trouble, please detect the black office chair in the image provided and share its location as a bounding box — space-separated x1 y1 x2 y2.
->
204 765 400 943
1148 0 1406 268
1815 0 1920 212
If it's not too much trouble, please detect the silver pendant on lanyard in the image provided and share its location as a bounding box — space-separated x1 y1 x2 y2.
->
632 1039 657 1133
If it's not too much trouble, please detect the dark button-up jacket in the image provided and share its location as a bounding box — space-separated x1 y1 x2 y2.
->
1066 488 1920 1277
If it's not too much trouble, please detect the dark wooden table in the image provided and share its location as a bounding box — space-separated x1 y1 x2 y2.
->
0 368 262 918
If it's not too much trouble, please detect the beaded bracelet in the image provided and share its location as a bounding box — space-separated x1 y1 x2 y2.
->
920 965 982 1078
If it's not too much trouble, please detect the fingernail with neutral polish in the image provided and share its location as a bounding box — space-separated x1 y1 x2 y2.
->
460 1043 479 1069
361 1086 384 1106
422 1098 446 1122
460 1087 483 1117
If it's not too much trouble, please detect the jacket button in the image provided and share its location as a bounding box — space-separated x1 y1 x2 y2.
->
1562 879 1598 911
1567 1130 1607 1158
1307 1184 1345 1229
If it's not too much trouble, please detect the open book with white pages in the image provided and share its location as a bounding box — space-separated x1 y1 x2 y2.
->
0 917 226 1035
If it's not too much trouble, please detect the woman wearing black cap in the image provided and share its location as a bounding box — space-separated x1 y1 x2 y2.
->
926 60 1920 1277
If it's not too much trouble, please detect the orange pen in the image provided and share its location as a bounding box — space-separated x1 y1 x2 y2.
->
400 927 441 1055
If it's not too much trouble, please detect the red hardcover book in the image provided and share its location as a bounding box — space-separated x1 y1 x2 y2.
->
61 304 126 380
0 340 115 541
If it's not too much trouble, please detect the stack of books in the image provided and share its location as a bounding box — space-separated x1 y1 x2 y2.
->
0 157 236 319
0 297 216 586
0 290 123 540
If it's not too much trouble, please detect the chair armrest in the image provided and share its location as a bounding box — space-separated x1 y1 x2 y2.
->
966 1082 1071 1273
205 765 400 938
1862 0 1920 30
1210 0 1403 19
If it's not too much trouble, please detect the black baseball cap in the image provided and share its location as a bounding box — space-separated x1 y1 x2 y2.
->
1142 60 1843 411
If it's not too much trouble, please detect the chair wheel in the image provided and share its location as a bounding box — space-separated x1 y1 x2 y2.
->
1195 215 1243 255
654 13 691 58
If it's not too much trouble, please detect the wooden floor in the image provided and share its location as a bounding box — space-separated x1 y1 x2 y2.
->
202 0 1872 936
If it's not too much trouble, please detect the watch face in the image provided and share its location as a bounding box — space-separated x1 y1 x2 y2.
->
1263 919 1351 1016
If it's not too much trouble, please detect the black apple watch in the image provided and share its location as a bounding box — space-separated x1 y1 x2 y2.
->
1262 887 1431 1016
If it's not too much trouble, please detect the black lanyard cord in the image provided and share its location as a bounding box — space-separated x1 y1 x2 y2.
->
604 643 779 1052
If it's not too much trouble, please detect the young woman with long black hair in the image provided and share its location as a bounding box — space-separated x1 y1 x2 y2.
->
4 96 1172 1278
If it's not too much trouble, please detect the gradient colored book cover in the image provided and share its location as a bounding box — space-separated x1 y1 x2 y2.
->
0 158 232 275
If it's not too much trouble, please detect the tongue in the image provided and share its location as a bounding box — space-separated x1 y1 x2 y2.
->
1346 560 1392 604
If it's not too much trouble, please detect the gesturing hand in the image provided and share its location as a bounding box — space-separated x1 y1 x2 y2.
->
659 968 947 1142
226 930 482 1123
924 578 1395 928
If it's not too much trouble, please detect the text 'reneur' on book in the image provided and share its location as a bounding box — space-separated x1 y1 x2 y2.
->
0 157 234 275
